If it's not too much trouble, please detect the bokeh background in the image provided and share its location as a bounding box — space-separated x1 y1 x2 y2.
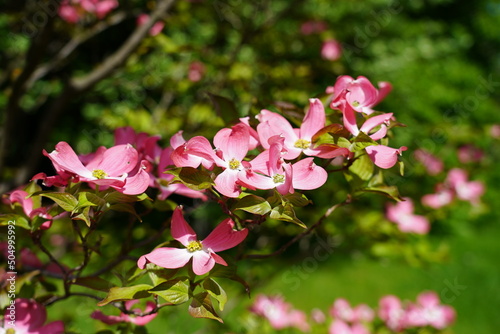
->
1 0 499 333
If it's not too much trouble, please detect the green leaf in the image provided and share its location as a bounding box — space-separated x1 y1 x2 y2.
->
104 191 150 204
207 92 239 124
269 204 306 228
77 192 103 209
233 195 271 215
398 160 405 176
38 192 78 212
97 284 153 306
361 185 403 201
165 167 214 191
350 132 378 152
149 278 190 305
283 193 311 207
344 153 374 190
0 214 30 230
311 124 350 146
203 278 227 311
73 206 92 226
188 292 223 323
73 277 114 292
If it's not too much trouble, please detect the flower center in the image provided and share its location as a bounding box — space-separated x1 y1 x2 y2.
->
228 158 241 170
6 329 16 334
273 174 285 184
92 169 108 179
294 139 310 149
186 240 203 252
352 100 360 107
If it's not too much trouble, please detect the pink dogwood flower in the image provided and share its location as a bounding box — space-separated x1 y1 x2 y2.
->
188 61 206 82
250 294 310 332
136 14 165 36
44 142 149 195
405 291 456 330
457 144 484 164
329 320 370 334
300 20 328 35
330 298 374 324
9 190 53 229
378 295 407 332
170 132 215 170
421 185 454 209
386 198 430 234
446 168 484 205
1 298 64 333
257 98 348 160
91 300 157 326
365 145 407 169
137 207 248 275
414 149 444 175
321 39 342 61
211 124 252 197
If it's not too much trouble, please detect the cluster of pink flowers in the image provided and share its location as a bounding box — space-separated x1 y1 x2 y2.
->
249 294 310 332
136 14 165 37
1 299 64 333
250 292 455 333
379 292 456 332
58 0 118 23
422 168 485 209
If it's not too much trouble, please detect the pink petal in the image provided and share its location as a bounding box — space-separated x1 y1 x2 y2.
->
45 142 92 178
210 252 228 266
238 170 275 191
300 98 326 140
342 103 360 136
138 247 192 270
360 113 393 134
214 124 249 162
191 251 216 275
114 126 136 146
37 320 65 333
417 291 440 308
171 207 197 246
94 144 139 176
365 145 407 169
170 131 186 149
202 218 248 252
119 161 150 195
214 169 241 198
239 117 261 150
9 190 33 216
397 214 430 234
291 158 328 190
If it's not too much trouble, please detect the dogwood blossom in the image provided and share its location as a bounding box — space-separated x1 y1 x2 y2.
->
137 207 248 275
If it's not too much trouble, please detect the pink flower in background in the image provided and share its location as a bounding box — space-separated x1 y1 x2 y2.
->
457 144 484 164
137 207 248 275
8 190 53 229
1 299 64 333
330 298 374 323
446 168 484 205
91 300 157 326
321 39 342 61
44 142 149 195
378 295 407 332
421 185 454 209
58 0 118 23
413 149 444 175
386 198 430 234
405 291 456 329
114 126 162 163
329 320 370 334
136 14 165 36
250 294 310 332
490 124 500 138
188 61 206 82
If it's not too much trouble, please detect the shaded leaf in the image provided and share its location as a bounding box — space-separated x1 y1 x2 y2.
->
283 193 311 207
188 292 223 323
108 203 142 222
361 185 403 202
165 167 214 191
73 206 92 227
350 132 378 152
203 278 227 311
207 92 239 124
209 265 250 296
73 277 114 292
344 153 374 190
